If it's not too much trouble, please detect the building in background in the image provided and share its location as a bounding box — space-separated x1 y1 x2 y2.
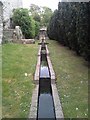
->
0 1 3 44
0 0 22 28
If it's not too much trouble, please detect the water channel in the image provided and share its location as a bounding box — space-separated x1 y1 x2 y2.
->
37 40 56 119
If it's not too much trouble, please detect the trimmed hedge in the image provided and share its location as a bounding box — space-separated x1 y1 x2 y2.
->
47 2 89 61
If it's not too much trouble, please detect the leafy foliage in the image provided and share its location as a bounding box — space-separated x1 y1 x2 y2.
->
35 21 40 37
41 7 53 26
47 2 89 61
47 10 59 40
12 5 53 38
30 4 53 27
12 8 35 38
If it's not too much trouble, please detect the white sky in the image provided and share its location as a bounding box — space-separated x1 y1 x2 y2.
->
22 0 60 11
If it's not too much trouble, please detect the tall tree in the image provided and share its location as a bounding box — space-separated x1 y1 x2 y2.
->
29 4 53 27
30 4 41 23
41 7 53 26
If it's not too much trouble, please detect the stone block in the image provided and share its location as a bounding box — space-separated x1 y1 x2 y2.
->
28 85 39 119
52 84 64 118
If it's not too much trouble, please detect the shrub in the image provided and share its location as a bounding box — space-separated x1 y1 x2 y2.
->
12 8 35 39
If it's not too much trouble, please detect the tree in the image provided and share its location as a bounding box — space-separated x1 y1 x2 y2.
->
12 8 35 38
30 4 41 15
29 4 53 27
30 4 41 23
41 7 53 26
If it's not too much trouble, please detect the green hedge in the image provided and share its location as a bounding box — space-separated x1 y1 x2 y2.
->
47 2 89 61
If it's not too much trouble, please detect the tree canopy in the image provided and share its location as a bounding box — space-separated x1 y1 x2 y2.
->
29 4 53 27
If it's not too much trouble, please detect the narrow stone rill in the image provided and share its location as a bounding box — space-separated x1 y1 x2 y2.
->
37 45 56 119
29 39 64 119
37 78 56 119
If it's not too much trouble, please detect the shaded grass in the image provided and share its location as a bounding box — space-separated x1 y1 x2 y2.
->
48 40 88 118
2 42 38 118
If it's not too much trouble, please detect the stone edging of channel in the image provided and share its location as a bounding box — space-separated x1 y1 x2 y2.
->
52 84 64 118
34 55 40 84
29 40 64 119
28 85 39 119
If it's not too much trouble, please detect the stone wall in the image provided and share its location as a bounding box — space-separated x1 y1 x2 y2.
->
0 1 3 44
3 29 14 43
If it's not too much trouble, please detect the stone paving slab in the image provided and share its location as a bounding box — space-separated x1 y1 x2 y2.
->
38 45 41 56
52 84 64 119
28 85 39 119
47 55 56 81
34 56 40 84
46 45 50 55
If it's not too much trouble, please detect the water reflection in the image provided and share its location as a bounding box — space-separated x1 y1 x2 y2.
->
40 66 50 78
40 54 50 78
37 41 56 119
37 79 56 119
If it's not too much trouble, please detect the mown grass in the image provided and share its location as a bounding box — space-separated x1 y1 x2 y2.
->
2 42 38 118
48 40 88 118
0 45 2 119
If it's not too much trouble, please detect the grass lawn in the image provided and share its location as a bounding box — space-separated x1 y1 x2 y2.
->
2 42 38 118
48 40 88 118
0 45 2 119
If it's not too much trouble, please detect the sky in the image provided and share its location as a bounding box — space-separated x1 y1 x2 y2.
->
22 0 89 11
22 0 60 11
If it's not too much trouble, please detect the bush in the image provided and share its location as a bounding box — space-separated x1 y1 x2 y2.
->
35 21 40 37
12 8 35 39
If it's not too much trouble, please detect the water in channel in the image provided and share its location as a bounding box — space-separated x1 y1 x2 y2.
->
37 51 56 119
